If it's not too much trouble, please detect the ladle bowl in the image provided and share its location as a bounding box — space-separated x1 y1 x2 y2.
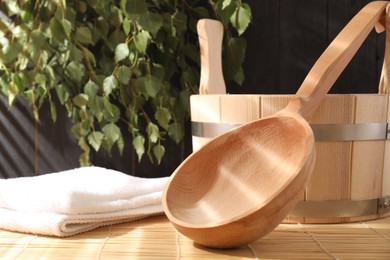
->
163 1 389 248
164 111 315 248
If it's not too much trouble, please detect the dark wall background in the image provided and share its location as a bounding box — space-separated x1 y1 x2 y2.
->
0 0 385 178
239 0 384 95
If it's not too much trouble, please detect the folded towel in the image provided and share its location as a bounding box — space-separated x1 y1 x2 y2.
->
0 166 168 236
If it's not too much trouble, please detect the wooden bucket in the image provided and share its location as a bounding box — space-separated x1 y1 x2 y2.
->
191 94 390 223
192 15 390 223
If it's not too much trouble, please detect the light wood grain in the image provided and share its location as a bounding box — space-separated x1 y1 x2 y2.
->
306 95 355 223
350 95 387 201
197 19 226 95
165 2 390 248
380 6 390 201
1 215 390 259
379 5 390 94
382 92 390 198
220 95 260 124
190 95 221 151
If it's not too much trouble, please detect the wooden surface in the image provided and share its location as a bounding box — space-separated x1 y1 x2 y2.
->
383 90 390 197
197 19 226 95
1 215 389 259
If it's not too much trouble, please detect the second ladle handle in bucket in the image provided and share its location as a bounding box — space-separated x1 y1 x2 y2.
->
290 1 389 120
197 19 227 94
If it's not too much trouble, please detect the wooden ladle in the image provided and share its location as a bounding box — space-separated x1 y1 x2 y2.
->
163 1 389 248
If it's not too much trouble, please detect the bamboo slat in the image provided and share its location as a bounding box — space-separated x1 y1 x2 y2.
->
1 215 389 259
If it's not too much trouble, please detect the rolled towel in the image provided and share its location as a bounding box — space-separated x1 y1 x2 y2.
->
0 166 169 236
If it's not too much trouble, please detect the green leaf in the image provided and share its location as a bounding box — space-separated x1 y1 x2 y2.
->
84 80 99 99
12 73 28 92
135 75 161 98
230 3 252 35
34 73 46 86
0 77 8 96
30 30 46 49
153 144 165 165
62 19 72 38
134 30 150 54
168 122 184 144
122 0 147 15
88 131 104 151
2 41 22 63
117 65 132 84
79 152 91 166
55 84 70 104
102 122 121 152
222 0 232 9
139 11 163 35
50 100 57 122
223 37 246 83
65 61 85 82
108 6 123 28
147 122 159 143
81 46 97 67
103 98 121 122
71 121 90 138
115 43 129 63
215 0 237 27
76 26 94 45
155 107 171 129
234 67 245 85
117 134 124 155
132 134 145 161
151 63 165 81
172 11 187 33
103 75 118 96
8 82 19 105
69 46 83 63
78 137 91 166
73 93 89 107
127 106 138 125
123 18 131 35
49 17 67 43
89 96 105 121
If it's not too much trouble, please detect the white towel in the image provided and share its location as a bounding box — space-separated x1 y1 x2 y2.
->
0 166 168 236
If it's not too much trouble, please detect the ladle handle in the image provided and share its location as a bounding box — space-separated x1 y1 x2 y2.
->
291 1 389 119
379 5 390 94
197 19 227 94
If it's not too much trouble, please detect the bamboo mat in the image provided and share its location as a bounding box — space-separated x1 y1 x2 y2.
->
0 215 389 259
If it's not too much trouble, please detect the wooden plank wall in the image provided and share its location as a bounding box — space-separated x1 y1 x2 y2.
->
0 0 386 178
240 0 384 94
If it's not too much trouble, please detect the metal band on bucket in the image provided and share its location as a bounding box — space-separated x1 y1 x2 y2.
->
289 195 390 218
192 121 390 141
